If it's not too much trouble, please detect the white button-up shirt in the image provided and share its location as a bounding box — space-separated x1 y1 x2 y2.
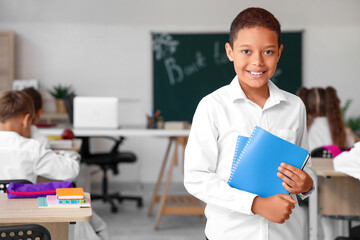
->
184 76 315 240
334 142 360 180
0 131 79 183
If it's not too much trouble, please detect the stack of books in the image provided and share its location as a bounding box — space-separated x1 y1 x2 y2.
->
228 126 310 198
38 187 91 208
56 187 85 203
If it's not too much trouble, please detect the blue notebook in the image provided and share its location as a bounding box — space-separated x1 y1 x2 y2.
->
228 126 310 198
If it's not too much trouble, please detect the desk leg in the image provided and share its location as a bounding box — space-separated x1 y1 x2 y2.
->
150 136 204 229
148 137 175 216
68 222 75 240
309 177 319 240
154 138 179 229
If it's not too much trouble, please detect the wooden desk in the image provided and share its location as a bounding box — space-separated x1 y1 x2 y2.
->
0 193 92 240
39 126 205 229
309 158 360 240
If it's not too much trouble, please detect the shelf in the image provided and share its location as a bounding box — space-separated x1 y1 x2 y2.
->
40 112 69 124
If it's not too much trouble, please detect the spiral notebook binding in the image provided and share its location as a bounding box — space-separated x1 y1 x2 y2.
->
227 128 257 184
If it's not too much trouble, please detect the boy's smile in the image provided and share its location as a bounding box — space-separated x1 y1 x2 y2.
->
225 27 283 96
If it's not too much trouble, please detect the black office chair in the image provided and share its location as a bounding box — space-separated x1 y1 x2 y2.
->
80 136 143 213
0 179 32 193
0 224 51 240
311 146 337 158
64 94 143 213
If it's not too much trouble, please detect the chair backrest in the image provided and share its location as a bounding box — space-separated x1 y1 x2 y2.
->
63 92 76 124
310 147 334 158
0 179 32 193
310 145 347 158
0 224 51 240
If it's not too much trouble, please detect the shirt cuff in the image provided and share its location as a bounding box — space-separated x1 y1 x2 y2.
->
298 184 315 199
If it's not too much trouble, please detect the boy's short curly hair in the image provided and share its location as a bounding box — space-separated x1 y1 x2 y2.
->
229 7 281 47
0 90 35 123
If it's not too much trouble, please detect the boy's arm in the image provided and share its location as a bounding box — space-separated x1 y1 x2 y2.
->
184 98 257 215
33 143 80 181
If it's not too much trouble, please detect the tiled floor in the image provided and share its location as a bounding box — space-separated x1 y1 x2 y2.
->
91 183 206 240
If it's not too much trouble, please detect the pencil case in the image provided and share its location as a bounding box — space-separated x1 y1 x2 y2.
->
6 181 73 199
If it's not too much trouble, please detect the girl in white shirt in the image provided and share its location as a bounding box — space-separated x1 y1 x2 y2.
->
297 87 358 151
184 7 315 240
297 87 359 240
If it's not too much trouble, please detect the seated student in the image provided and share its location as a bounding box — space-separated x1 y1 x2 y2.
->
0 90 79 183
333 143 360 240
297 86 358 151
298 87 359 240
0 90 110 240
22 87 50 148
334 142 360 180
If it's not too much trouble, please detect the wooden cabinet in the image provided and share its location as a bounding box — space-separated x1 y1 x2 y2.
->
0 31 15 93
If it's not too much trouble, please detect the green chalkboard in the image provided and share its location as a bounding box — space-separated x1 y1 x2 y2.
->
153 32 302 122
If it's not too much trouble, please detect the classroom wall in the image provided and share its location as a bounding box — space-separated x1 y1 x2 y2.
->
1 0 359 183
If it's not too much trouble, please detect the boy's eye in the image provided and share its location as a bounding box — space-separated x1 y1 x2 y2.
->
241 50 250 54
264 50 273 55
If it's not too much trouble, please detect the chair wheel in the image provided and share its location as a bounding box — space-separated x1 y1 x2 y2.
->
137 199 143 208
111 206 118 213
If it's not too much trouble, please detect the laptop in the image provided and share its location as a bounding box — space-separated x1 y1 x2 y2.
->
73 96 119 128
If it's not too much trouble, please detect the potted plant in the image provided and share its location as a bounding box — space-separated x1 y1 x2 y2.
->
342 99 360 137
48 84 70 113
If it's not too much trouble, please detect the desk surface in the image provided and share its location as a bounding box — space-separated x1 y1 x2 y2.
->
38 125 190 137
311 157 347 177
0 193 92 223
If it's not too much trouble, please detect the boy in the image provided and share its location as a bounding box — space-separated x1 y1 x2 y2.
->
0 90 79 183
22 87 50 148
0 90 110 240
184 7 315 240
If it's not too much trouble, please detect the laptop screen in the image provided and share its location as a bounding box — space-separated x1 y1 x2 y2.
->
73 96 119 128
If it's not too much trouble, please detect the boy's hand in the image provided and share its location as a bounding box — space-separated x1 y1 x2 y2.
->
251 194 296 223
277 163 313 194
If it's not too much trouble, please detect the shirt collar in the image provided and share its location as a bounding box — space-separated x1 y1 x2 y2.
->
229 76 288 104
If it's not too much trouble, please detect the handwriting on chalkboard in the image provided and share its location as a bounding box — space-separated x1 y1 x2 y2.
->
164 52 207 85
214 41 229 65
271 69 282 83
153 33 230 86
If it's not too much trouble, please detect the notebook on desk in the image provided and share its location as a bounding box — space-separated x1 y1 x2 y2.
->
73 96 119 128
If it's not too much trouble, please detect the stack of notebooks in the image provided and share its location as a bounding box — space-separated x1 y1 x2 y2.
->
38 187 91 208
228 126 310 198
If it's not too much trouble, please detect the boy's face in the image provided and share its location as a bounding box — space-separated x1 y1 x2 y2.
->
225 27 283 91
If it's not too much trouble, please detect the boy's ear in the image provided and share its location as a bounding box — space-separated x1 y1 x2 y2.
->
36 108 43 121
22 113 32 129
225 43 234 62
277 44 284 62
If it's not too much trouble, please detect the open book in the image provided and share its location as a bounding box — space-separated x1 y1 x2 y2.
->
228 126 310 198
